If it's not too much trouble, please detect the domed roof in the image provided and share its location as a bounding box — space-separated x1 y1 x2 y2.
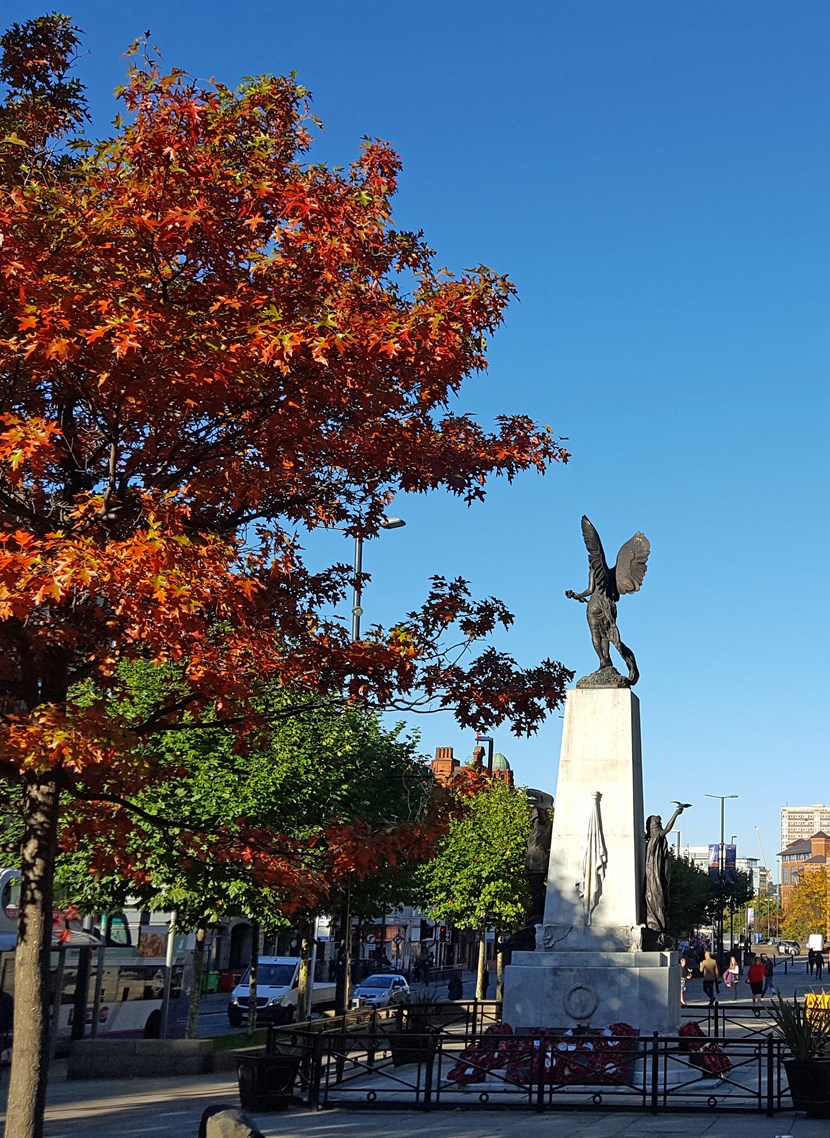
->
492 752 511 771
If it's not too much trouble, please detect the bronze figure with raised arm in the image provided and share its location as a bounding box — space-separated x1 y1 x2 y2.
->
566 516 651 686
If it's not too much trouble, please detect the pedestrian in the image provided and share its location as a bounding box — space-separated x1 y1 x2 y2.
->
723 954 741 1000
447 972 463 1000
747 955 766 1012
0 989 12 1058
762 954 776 997
699 950 720 1006
808 948 816 976
482 967 490 998
679 956 692 1007
817 951 825 980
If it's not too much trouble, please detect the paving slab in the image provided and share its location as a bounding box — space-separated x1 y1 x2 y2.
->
3 1064 830 1138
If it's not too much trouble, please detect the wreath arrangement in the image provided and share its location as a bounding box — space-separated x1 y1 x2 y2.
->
678 1020 732 1076
446 1021 640 1087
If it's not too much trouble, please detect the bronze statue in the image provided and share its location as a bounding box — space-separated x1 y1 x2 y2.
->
566 516 650 686
525 790 554 922
644 802 691 938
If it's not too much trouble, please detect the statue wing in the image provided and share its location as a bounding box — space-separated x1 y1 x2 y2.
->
614 532 651 595
580 516 612 596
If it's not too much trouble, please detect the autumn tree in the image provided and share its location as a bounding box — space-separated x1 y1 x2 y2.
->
420 775 532 998
0 15 571 1133
783 867 829 944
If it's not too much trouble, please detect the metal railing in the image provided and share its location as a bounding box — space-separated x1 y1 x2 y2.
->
265 1009 787 1114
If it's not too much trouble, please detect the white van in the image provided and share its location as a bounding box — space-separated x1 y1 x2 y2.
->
807 934 825 953
227 956 336 1026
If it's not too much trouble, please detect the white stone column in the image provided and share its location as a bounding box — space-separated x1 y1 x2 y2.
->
502 686 680 1034
542 687 644 951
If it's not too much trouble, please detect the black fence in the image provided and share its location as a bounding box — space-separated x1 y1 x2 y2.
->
264 1002 788 1114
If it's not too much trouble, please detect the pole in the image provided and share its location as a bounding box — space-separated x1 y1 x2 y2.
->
305 916 319 1021
351 535 363 641
90 913 109 1038
719 797 725 961
706 793 737 961
160 911 176 1039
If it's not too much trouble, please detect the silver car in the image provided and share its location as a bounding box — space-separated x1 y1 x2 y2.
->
349 973 410 1009
777 939 800 956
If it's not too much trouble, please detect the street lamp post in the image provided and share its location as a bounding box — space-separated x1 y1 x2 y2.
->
339 515 405 1013
706 793 738 961
351 517 406 641
729 834 738 951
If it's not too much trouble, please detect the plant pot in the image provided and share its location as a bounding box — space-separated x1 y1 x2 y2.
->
386 1028 438 1068
237 1053 300 1111
784 1058 830 1118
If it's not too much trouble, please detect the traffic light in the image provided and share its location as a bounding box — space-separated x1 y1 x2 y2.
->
438 925 447 943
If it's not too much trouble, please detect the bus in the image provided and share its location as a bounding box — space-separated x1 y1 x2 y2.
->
0 868 189 1044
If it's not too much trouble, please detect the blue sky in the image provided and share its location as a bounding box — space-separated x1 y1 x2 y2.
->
14 1 830 876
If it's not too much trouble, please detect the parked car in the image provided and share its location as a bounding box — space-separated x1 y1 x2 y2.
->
778 940 800 956
349 973 410 1009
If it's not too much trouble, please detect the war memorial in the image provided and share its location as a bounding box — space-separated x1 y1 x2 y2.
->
503 516 689 1035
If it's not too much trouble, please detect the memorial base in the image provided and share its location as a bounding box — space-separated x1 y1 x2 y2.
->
502 949 680 1036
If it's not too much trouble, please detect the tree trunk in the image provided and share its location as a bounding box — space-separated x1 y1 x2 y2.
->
475 929 487 1000
496 930 505 1000
246 920 260 1037
5 774 61 1138
297 920 311 1023
186 917 208 1039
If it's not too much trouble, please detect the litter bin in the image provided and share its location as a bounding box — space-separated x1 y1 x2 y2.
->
202 971 220 994
237 1053 301 1112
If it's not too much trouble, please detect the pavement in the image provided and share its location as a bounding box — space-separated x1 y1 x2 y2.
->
2 956 829 1138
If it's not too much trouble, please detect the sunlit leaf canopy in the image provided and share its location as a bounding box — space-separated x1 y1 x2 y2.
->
0 15 571 794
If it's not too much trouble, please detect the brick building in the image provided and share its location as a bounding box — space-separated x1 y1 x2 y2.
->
779 831 830 909
430 745 514 787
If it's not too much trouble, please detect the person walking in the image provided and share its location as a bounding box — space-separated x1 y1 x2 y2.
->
808 947 816 976
816 951 825 981
700 950 720 1006
723 953 741 1000
762 954 776 997
679 956 692 1007
747 955 766 1012
447 972 463 1000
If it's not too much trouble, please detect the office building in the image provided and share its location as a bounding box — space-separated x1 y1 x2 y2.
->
781 804 830 851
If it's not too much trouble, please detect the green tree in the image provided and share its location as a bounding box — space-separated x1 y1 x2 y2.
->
666 859 754 944
420 776 531 998
666 855 712 940
783 868 829 943
56 662 446 1028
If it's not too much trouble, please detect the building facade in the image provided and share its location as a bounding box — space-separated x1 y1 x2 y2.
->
781 804 830 851
779 831 830 909
682 846 771 897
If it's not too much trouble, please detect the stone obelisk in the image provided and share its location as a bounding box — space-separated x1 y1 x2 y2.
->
502 685 679 1033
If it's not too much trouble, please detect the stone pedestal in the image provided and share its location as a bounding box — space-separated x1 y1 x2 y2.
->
502 686 680 1034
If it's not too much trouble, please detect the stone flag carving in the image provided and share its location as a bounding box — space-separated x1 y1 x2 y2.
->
578 791 608 925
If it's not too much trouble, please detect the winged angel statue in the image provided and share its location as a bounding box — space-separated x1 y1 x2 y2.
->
566 516 651 686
